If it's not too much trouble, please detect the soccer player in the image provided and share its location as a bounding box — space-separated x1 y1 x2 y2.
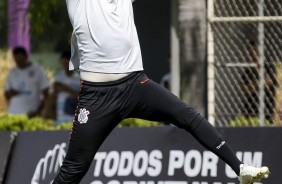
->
53 0 270 183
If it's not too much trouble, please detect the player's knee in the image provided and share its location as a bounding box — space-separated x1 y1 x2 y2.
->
171 107 202 131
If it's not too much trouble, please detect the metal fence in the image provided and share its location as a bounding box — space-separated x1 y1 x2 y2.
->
207 0 282 126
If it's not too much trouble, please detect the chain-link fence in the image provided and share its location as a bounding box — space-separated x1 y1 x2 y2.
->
207 0 282 126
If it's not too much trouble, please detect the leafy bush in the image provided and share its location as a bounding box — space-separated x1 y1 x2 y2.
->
118 118 163 128
0 114 163 131
230 115 272 127
0 114 72 131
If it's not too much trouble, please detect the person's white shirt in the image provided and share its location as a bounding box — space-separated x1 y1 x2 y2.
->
66 0 143 74
55 70 80 124
5 63 50 114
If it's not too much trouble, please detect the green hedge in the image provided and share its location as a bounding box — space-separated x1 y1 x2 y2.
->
118 118 163 128
0 114 72 131
1 114 276 131
0 114 163 131
230 115 272 127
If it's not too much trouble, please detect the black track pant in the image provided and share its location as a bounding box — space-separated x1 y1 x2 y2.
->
53 71 242 184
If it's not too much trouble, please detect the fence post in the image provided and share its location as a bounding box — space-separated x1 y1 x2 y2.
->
207 0 215 125
170 0 180 97
258 0 266 126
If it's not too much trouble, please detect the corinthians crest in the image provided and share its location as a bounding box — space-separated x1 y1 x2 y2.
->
78 108 90 124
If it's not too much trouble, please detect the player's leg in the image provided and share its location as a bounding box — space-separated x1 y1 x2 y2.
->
125 74 269 183
53 114 121 183
53 82 122 184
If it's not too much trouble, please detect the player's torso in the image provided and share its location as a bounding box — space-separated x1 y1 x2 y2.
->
67 0 136 61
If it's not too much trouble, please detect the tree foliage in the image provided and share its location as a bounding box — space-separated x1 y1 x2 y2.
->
29 0 60 34
29 0 72 51
0 0 8 48
0 0 72 51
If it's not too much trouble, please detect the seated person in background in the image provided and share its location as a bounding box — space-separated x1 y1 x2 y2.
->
54 51 80 124
4 47 50 118
241 41 277 123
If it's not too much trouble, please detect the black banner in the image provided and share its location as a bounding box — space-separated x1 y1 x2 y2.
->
0 131 15 184
4 127 282 184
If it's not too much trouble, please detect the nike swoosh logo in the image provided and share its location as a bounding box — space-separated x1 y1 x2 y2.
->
140 79 150 85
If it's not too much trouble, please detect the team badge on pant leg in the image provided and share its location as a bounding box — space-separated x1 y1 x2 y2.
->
78 108 90 124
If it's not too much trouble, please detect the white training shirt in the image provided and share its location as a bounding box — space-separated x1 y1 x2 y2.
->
66 0 143 73
5 63 50 114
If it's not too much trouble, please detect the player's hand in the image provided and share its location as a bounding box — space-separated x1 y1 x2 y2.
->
7 89 19 97
5 89 20 102
28 111 39 118
55 83 78 97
